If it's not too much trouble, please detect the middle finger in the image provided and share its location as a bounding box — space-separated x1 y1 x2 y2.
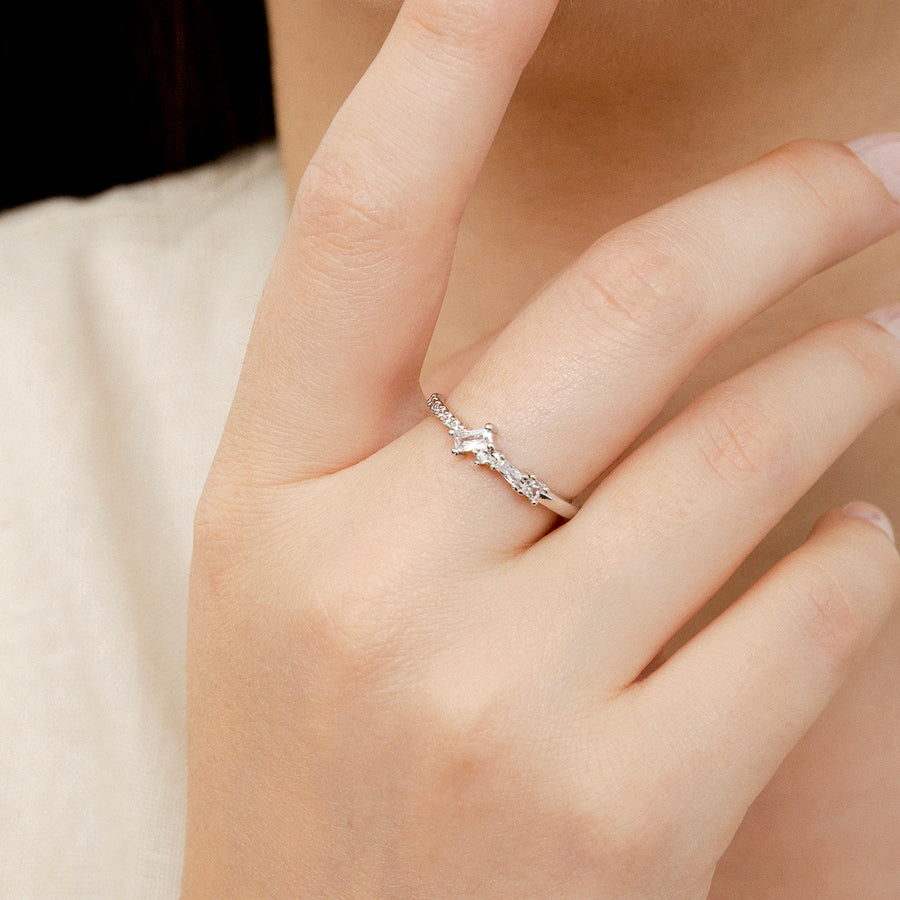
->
426 138 900 545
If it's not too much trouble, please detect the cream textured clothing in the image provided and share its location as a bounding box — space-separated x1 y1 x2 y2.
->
1 143 287 898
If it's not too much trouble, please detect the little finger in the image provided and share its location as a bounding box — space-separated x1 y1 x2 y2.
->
623 503 899 852
534 310 900 686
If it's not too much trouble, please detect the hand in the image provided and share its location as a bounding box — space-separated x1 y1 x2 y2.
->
181 1 900 896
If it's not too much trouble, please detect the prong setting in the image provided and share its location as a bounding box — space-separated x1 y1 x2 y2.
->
425 393 578 518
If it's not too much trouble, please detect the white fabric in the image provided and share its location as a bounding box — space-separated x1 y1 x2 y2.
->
1 143 287 898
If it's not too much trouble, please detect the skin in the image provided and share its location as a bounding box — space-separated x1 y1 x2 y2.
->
183 1 900 895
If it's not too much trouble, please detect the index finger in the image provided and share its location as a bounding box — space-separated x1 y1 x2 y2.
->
225 0 559 481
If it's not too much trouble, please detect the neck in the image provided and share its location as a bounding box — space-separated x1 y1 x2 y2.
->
267 0 900 367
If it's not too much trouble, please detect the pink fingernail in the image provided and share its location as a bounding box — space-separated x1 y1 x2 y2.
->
846 133 900 203
865 302 900 341
843 501 896 543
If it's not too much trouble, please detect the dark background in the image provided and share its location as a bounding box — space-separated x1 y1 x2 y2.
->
0 0 275 211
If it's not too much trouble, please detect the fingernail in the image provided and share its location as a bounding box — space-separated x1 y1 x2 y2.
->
846 133 900 203
843 501 896 543
865 302 900 341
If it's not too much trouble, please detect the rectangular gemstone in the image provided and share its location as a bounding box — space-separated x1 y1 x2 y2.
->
453 427 493 455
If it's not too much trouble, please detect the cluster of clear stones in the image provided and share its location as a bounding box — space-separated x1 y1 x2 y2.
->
426 393 548 505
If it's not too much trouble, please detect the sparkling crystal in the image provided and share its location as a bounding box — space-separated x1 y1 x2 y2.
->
474 449 495 466
453 427 494 456
493 457 519 483
518 476 542 503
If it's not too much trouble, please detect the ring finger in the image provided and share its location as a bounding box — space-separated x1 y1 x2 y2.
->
424 137 900 545
524 309 900 688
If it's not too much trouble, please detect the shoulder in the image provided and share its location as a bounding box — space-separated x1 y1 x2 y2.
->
0 141 286 301
0 140 284 237
1 140 287 426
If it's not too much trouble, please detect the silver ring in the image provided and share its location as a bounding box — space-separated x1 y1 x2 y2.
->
426 393 580 519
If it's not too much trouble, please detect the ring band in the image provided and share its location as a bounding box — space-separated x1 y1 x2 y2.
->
426 393 580 519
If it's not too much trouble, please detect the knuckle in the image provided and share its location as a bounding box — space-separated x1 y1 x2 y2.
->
566 237 705 354
765 139 853 222
291 157 408 260
297 565 402 675
814 317 900 395
298 586 399 685
584 780 681 880
402 0 508 61
694 389 796 489
575 727 684 869
604 796 670 863
295 534 450 684
191 478 288 598
790 557 874 672
192 487 254 586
